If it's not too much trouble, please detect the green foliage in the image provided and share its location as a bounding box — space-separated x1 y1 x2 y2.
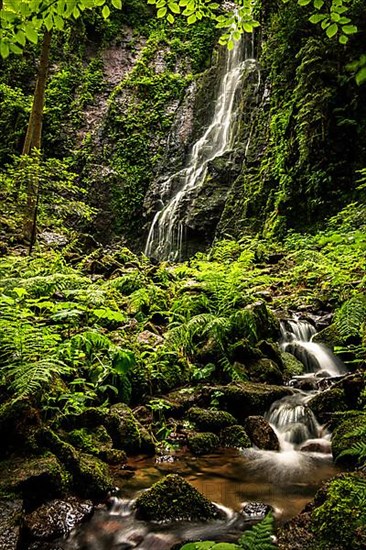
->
311 474 366 549
334 294 366 339
180 513 276 550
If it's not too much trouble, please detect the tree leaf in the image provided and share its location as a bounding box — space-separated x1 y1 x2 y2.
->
102 4 110 18
342 25 357 35
112 0 122 8
326 23 338 38
187 13 197 24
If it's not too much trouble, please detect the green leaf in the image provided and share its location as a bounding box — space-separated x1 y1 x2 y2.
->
356 67 366 86
227 39 234 50
24 24 39 44
313 0 324 8
157 6 167 17
309 13 325 23
0 40 10 59
339 34 348 44
112 0 122 8
187 13 197 24
298 0 312 5
167 12 175 23
342 25 357 35
102 4 110 18
169 2 180 13
243 22 253 32
326 22 338 38
9 43 23 55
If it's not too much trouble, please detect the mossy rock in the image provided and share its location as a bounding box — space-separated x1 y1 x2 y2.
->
257 340 285 370
220 425 251 449
246 301 280 341
244 416 280 451
187 407 237 433
0 499 22 549
134 474 224 522
72 453 113 499
107 404 155 455
311 472 366 550
0 455 69 501
205 382 292 423
0 400 41 458
308 387 348 424
188 432 220 455
280 351 304 378
247 358 284 385
312 324 343 348
331 413 366 468
228 339 263 364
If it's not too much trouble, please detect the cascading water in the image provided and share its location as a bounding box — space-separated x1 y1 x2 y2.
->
266 316 346 453
145 38 257 261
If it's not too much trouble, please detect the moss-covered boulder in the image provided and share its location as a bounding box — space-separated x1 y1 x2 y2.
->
0 400 41 458
205 382 292 423
331 413 366 467
248 358 284 385
312 323 343 348
187 407 237 433
244 416 280 451
106 404 155 455
220 425 251 449
188 432 220 455
0 499 22 550
246 301 280 341
280 351 304 378
72 453 113 499
311 473 366 550
0 455 68 501
134 474 224 522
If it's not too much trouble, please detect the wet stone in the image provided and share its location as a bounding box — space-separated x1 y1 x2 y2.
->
24 497 93 540
0 499 22 550
240 502 274 519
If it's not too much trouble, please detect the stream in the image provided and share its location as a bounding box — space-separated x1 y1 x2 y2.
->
63 317 346 550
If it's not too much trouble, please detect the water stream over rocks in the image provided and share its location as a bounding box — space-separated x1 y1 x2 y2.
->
59 317 345 550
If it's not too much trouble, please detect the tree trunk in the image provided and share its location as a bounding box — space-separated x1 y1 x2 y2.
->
23 30 52 251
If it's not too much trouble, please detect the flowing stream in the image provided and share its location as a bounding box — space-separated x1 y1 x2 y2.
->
145 39 257 261
64 317 345 549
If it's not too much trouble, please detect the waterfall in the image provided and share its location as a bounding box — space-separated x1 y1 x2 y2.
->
266 316 346 451
145 38 256 261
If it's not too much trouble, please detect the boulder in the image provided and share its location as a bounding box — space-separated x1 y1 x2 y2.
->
24 497 93 540
106 404 155 455
72 454 113 499
240 502 273 520
244 416 280 451
0 400 41 458
280 351 304 378
188 432 220 455
187 407 237 433
331 414 366 467
134 474 224 522
0 500 22 550
247 358 284 385
220 425 251 449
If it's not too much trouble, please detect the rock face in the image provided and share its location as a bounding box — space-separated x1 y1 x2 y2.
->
220 425 251 449
244 416 280 451
134 474 224 522
188 432 220 455
24 497 93 541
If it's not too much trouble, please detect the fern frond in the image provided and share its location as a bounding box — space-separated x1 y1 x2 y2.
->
239 513 276 550
335 294 366 340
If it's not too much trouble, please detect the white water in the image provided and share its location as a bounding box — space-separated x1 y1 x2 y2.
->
145 39 258 261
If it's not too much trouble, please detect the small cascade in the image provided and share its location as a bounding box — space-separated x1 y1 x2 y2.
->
266 316 346 452
145 38 258 261
280 316 346 377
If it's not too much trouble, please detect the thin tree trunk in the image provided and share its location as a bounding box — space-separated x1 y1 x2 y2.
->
23 30 52 251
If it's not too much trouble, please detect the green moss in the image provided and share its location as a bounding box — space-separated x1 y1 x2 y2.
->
311 473 366 550
280 351 304 378
134 474 224 522
107 403 155 454
187 407 237 433
331 414 366 467
309 387 348 424
248 358 284 385
72 453 113 499
188 432 220 455
220 425 251 449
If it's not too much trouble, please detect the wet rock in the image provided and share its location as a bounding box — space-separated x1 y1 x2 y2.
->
248 358 284 385
244 416 280 451
280 351 304 378
0 400 41 458
134 474 225 522
240 502 273 519
0 455 68 502
136 330 164 346
277 510 315 550
0 499 22 550
245 301 280 340
188 432 220 455
312 323 342 348
187 407 237 433
220 425 251 449
24 497 93 540
207 382 292 423
299 439 331 454
73 453 113 499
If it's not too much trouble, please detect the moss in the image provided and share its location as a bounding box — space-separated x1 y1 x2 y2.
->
312 324 343 348
309 387 349 424
107 403 155 455
187 407 237 433
311 473 366 550
72 453 113 499
281 351 304 378
220 425 251 449
0 399 41 458
331 414 366 468
188 432 220 456
67 426 113 456
248 358 284 385
134 474 224 522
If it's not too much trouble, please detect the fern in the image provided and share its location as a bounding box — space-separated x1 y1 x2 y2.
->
335 294 366 340
239 513 276 550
